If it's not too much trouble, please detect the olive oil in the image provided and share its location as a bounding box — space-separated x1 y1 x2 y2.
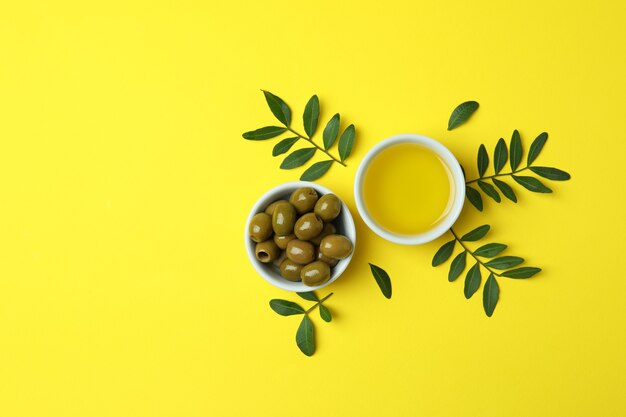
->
363 143 454 235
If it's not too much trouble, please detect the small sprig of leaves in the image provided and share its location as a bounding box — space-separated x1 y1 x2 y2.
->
464 130 571 211
269 291 333 356
243 91 356 181
432 224 541 317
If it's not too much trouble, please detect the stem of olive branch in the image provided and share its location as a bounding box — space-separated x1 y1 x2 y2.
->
465 166 530 185
305 292 334 314
286 127 347 167
449 228 501 277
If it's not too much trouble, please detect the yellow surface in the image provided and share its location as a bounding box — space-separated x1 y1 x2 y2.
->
363 143 453 235
0 1 625 416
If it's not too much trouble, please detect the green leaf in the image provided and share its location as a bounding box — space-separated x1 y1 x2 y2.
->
280 148 316 169
432 240 455 267
464 263 482 299
485 256 524 270
338 124 355 162
500 267 541 279
296 315 315 356
492 178 517 202
527 132 548 165
478 180 501 203
473 243 507 258
460 164 466 180
529 167 571 181
512 175 552 193
262 90 291 126
323 113 340 150
448 251 467 282
297 291 318 302
243 126 287 140
477 144 489 177
369 263 392 299
510 129 522 171
494 138 508 174
319 304 332 322
460 225 490 242
465 186 483 211
272 137 299 156
269 299 305 316
303 95 320 138
447 101 479 130
483 274 499 317
300 160 333 181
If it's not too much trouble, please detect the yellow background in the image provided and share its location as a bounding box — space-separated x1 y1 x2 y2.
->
1 1 625 416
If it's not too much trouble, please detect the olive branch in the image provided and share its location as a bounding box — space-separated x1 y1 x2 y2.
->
242 91 356 181
433 225 540 317
462 130 571 210
268 291 333 356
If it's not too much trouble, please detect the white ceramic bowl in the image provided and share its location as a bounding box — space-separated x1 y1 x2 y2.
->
244 181 356 292
354 133 465 245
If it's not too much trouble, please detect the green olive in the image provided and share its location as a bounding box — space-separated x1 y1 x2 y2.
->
316 249 338 267
314 193 342 222
279 259 302 281
249 213 273 243
255 240 281 263
264 199 288 216
273 234 296 250
272 250 286 267
285 239 315 265
310 223 336 245
272 202 297 235
289 187 318 214
319 234 353 259
300 261 331 287
294 213 324 241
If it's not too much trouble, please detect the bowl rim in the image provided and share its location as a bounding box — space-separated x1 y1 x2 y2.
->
353 133 466 245
244 181 356 292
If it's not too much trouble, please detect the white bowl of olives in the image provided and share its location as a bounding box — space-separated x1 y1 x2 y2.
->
244 181 356 292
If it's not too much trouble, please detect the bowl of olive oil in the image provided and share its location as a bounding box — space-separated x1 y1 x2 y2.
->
354 134 465 245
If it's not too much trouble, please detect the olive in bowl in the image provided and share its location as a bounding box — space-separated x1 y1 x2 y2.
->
244 181 356 292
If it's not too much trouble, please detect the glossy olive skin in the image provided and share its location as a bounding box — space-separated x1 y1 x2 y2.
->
273 233 296 250
272 202 297 235
310 223 336 245
289 187 319 214
255 240 281 263
319 234 353 259
316 249 338 267
314 194 341 222
249 213 273 243
294 213 324 240
301 261 331 287
279 259 303 281
285 239 315 265
264 199 288 216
